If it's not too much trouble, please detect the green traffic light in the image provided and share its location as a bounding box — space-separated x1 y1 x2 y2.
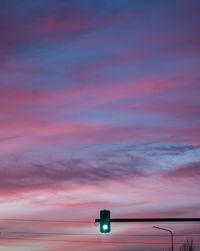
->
100 210 110 233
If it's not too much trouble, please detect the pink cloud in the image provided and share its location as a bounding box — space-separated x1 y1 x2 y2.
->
49 76 174 110
42 11 94 33
0 156 146 196
41 7 140 34
70 49 145 82
124 98 199 121
164 161 200 180
145 2 200 58
0 85 45 103
0 78 171 155
0 70 199 157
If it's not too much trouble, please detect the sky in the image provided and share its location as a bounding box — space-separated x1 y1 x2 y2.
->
0 0 200 250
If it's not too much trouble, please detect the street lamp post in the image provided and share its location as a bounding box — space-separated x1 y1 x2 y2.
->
153 226 174 251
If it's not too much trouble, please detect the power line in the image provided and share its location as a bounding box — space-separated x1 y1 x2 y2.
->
0 219 91 223
1 237 200 245
0 218 200 224
1 231 200 237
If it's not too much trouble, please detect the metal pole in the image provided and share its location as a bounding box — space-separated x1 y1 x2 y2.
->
153 226 173 251
95 217 200 223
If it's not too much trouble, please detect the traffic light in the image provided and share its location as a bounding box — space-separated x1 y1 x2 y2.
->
100 209 110 233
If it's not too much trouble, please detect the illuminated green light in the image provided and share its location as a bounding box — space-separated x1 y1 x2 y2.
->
103 224 108 230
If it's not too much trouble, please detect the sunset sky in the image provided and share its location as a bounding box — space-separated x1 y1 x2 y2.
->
0 0 200 250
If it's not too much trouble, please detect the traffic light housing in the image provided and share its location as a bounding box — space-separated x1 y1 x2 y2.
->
100 209 110 233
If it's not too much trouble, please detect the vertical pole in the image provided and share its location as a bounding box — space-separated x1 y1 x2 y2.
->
153 226 173 251
170 230 174 251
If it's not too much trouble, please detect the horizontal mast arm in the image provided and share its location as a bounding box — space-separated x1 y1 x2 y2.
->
95 218 200 223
